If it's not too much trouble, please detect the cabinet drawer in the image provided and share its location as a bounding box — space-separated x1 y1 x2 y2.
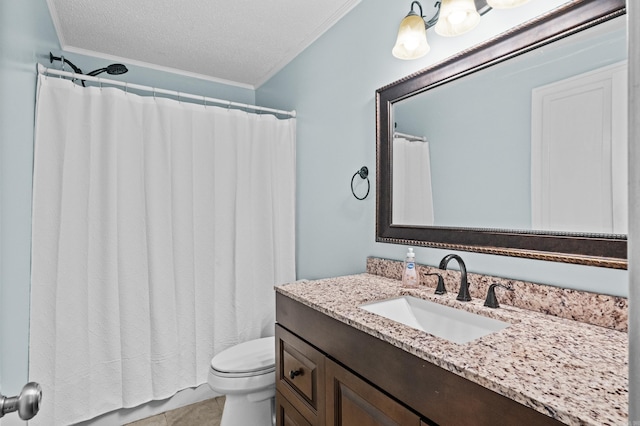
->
283 346 314 400
276 324 325 424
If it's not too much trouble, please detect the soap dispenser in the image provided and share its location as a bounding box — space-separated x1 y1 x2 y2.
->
402 248 418 288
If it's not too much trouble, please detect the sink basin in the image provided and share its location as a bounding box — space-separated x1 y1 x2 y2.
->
359 296 509 344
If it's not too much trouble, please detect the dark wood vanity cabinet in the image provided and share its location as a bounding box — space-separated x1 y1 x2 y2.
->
276 324 423 426
276 292 565 426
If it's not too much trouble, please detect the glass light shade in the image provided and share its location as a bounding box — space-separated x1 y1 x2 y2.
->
487 0 530 9
434 0 481 37
392 13 430 60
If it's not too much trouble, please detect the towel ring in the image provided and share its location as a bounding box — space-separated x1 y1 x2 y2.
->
351 166 370 200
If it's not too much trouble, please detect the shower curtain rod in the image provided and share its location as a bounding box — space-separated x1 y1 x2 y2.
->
37 64 297 118
393 131 426 142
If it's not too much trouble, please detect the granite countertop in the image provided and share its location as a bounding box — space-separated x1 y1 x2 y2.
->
275 273 628 426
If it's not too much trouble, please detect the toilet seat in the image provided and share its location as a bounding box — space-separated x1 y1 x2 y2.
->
210 336 275 378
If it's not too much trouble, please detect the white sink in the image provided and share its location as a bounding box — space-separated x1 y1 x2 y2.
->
359 296 509 344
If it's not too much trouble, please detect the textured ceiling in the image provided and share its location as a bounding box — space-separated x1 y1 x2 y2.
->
46 0 361 88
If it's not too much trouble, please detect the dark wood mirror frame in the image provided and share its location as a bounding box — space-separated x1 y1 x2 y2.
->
376 0 627 269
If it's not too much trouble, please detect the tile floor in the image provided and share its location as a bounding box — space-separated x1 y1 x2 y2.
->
125 397 224 426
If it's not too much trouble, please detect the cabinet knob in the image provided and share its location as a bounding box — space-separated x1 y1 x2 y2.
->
289 369 302 379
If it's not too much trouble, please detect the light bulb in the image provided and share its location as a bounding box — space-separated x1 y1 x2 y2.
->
487 0 530 9
392 13 430 59
447 10 468 26
434 0 480 37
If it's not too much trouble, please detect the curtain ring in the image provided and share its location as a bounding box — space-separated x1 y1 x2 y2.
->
351 166 370 200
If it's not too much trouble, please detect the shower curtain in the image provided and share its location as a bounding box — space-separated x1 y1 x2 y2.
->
392 137 434 225
29 75 296 425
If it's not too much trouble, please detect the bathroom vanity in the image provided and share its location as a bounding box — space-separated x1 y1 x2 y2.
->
288 2 632 424
274 270 627 425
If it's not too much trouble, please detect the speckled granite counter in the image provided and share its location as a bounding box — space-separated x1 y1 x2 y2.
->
275 274 628 426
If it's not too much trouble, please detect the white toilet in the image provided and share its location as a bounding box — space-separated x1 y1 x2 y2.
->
208 336 276 426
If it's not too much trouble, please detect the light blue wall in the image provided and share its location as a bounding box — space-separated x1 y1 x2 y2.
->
0 0 60 398
0 0 255 397
256 0 628 297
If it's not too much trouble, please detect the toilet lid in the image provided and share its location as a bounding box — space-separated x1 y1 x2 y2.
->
211 336 275 375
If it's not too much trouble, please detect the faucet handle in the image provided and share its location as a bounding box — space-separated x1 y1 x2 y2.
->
484 283 514 309
426 273 446 295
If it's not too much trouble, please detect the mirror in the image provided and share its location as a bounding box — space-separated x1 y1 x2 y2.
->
393 19 627 232
376 0 627 269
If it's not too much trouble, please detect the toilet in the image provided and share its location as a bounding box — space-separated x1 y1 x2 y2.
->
208 336 276 426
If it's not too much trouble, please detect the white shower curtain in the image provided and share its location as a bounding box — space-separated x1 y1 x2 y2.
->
29 75 296 425
392 137 434 226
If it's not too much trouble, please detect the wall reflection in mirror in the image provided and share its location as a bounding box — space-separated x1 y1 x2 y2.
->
392 16 627 235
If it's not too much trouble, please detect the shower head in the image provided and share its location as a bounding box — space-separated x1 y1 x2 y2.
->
86 64 129 77
48 52 129 86
107 63 128 75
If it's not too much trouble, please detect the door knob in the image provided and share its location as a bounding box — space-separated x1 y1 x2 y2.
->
0 382 42 420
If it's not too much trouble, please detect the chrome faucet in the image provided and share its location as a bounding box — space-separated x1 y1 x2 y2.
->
438 254 471 301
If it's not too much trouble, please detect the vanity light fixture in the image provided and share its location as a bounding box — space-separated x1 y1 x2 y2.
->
392 0 528 60
391 1 438 60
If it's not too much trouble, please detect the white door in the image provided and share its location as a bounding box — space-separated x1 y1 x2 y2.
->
531 61 628 234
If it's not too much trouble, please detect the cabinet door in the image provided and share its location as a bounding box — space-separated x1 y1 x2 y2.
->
325 359 422 426
277 390 313 426
276 324 325 425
